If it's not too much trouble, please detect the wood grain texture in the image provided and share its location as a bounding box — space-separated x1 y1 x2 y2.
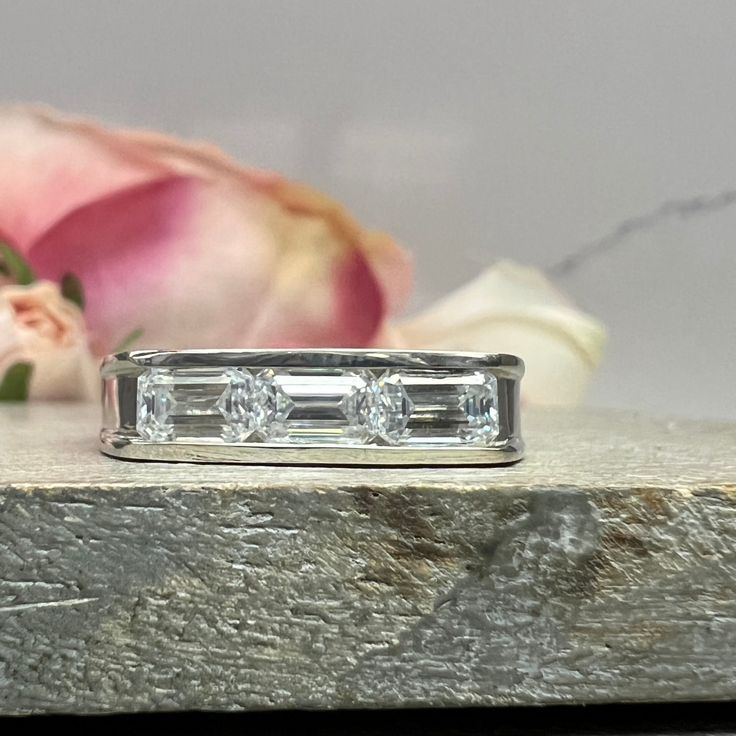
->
1 403 735 715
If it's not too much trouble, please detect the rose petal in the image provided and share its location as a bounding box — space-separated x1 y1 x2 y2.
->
106 126 415 323
28 171 389 353
0 106 171 252
28 176 200 353
394 260 607 406
3 106 411 355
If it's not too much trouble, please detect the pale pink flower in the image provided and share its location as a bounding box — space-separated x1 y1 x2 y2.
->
0 106 412 355
0 281 98 400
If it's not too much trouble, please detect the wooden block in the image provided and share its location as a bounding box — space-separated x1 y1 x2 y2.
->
0 403 735 714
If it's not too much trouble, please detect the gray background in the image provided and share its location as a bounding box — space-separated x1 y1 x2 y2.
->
1 0 734 420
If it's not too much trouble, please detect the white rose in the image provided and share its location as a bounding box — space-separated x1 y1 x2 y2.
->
391 261 607 406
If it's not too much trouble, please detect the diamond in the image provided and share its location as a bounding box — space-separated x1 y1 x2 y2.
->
394 370 500 446
261 369 372 444
137 367 264 442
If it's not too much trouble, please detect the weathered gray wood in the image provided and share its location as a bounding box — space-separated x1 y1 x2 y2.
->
1 402 735 715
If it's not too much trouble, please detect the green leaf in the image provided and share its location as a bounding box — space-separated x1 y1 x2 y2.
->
61 273 85 310
0 362 33 401
0 242 35 285
113 328 144 353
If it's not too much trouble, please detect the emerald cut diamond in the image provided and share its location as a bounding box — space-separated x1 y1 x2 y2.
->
394 370 499 446
259 369 366 444
137 367 264 442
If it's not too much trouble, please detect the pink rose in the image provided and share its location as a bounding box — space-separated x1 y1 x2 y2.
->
0 106 412 355
0 281 98 400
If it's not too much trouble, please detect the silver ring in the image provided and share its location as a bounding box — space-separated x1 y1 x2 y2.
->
100 350 524 466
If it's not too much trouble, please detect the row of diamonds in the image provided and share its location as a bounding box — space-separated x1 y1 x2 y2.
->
137 367 500 446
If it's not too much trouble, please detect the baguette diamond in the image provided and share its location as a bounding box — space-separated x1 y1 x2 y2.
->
393 370 499 445
259 369 365 444
137 367 266 442
136 366 499 446
258 369 413 445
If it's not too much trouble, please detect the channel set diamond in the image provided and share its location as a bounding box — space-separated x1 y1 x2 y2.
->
136 367 499 446
137 367 268 442
390 370 499 446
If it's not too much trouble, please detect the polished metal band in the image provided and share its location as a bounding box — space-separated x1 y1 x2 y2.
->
100 349 524 466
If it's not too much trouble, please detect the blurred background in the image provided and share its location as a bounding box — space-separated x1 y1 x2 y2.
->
1 0 734 419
